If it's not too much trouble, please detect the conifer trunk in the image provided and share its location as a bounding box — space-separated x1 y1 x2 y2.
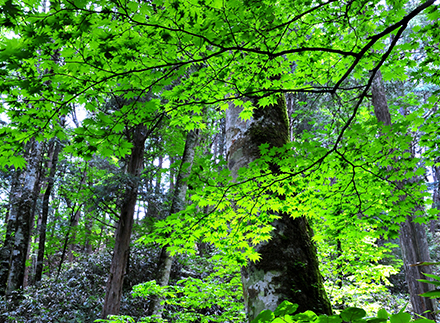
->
101 123 148 318
371 70 436 320
148 129 199 319
226 97 332 322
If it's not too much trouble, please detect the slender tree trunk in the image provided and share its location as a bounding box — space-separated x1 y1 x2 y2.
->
226 96 332 322
101 123 148 318
148 129 199 319
371 70 436 320
68 205 82 263
6 139 43 295
431 160 440 233
35 139 61 282
84 215 93 254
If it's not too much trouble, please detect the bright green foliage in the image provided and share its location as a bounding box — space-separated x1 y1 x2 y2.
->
250 301 434 323
1 0 440 320
418 272 440 299
98 254 245 323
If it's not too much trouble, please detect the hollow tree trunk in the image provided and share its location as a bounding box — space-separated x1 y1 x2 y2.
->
148 129 199 319
371 70 436 320
101 123 148 319
6 139 43 295
226 97 332 322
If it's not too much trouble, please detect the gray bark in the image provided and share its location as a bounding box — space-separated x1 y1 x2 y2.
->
226 96 332 322
6 139 43 295
371 70 436 321
148 129 199 319
0 168 22 295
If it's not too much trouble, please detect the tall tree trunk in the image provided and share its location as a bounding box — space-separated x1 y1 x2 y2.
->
101 123 148 318
23 171 43 288
6 139 43 295
226 97 332 322
0 168 22 295
431 159 440 234
84 215 93 254
148 129 199 319
35 139 61 282
371 70 436 320
68 205 82 263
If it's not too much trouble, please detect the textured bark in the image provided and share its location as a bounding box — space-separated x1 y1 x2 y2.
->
148 130 199 319
35 139 61 282
371 70 436 320
6 139 43 295
101 123 148 319
226 97 332 322
0 168 22 295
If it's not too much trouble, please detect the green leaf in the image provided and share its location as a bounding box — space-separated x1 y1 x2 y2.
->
316 315 343 323
367 319 387 323
341 308 367 322
377 309 389 320
390 312 411 323
274 301 298 316
292 310 318 322
420 290 440 298
251 310 275 323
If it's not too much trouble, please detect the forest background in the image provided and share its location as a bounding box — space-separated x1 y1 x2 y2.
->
0 0 440 322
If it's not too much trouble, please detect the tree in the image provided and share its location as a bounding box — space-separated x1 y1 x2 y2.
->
371 70 436 320
226 97 332 320
35 137 62 282
3 139 43 294
148 129 199 319
101 120 150 318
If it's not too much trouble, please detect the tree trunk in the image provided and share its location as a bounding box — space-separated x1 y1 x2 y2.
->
6 139 43 295
148 129 199 319
0 168 22 295
101 123 148 319
431 159 440 234
226 97 332 321
35 139 61 282
371 70 436 320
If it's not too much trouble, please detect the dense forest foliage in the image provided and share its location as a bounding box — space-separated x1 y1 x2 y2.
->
0 0 440 322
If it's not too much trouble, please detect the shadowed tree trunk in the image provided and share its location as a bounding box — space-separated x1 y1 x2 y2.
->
371 70 436 320
148 129 199 319
35 138 61 282
101 123 148 318
6 139 43 295
226 96 332 322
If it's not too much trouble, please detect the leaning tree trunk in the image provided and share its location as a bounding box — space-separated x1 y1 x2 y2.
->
6 139 43 295
148 129 199 319
226 97 332 322
101 123 148 319
35 138 61 282
371 70 436 320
